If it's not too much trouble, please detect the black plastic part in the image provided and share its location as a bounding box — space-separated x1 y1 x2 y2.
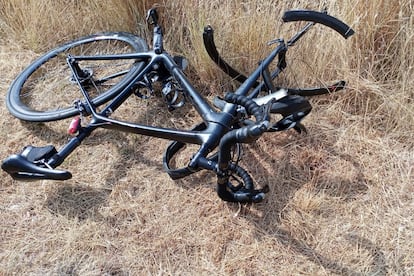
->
293 122 308 134
282 10 355 39
217 183 266 203
214 93 271 203
216 164 270 203
270 95 312 116
163 123 207 180
267 95 312 132
203 26 261 87
173 56 188 71
2 145 72 181
163 140 200 180
223 93 264 122
22 145 57 162
286 80 347 96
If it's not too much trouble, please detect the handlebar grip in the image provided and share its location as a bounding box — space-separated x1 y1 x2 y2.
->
282 10 355 39
223 93 264 122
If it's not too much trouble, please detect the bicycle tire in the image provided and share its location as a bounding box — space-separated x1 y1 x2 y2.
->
284 80 347 97
203 23 350 100
6 32 148 122
282 10 354 39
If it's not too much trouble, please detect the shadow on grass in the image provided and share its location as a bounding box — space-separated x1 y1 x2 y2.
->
269 229 387 276
45 184 111 221
19 101 385 275
220 133 385 275
16 98 184 188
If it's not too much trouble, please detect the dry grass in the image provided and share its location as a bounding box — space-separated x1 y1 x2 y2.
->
0 0 413 275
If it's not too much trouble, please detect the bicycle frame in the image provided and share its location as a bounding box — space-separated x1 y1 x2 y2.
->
54 41 287 170
2 8 354 203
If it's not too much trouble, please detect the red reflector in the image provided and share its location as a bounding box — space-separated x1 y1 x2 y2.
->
68 117 81 135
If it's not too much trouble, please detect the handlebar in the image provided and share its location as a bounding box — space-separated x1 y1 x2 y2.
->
215 93 271 203
223 93 267 123
218 93 269 171
282 10 355 39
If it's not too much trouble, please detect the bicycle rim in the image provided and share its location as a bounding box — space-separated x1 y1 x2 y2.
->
6 32 148 122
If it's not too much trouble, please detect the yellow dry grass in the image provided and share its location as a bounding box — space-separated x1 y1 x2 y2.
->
0 0 413 275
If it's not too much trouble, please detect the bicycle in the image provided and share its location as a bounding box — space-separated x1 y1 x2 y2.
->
2 8 354 203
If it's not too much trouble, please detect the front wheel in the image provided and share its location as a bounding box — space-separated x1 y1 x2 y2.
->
6 32 148 122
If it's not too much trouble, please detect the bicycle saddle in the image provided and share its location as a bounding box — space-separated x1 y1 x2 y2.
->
2 145 72 181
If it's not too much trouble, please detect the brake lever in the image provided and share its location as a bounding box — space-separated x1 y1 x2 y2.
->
268 111 308 133
261 98 275 122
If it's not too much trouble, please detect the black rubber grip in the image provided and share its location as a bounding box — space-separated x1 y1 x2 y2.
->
282 10 355 39
223 93 263 122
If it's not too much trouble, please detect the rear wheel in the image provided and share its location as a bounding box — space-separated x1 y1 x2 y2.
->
6 32 148 122
203 16 349 99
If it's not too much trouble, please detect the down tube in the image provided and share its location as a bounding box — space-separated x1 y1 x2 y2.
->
95 114 211 145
